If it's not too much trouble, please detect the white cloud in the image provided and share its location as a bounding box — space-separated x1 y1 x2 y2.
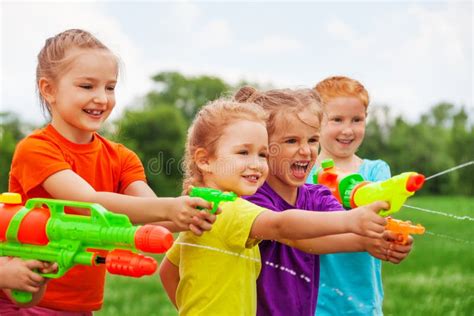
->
322 2 472 120
1 2 151 123
242 35 304 55
193 19 233 49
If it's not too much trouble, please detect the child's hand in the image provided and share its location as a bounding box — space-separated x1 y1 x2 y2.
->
382 230 414 264
169 196 214 231
349 201 388 238
363 231 413 264
189 210 218 236
0 257 47 293
38 262 58 277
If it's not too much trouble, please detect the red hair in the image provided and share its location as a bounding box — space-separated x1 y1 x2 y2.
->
315 76 369 109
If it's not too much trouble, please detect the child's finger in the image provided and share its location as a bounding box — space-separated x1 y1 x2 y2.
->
28 270 45 284
24 259 45 270
39 262 58 274
192 215 212 231
22 283 41 294
188 224 203 236
190 197 213 210
197 210 217 224
369 201 390 213
390 242 412 254
382 230 398 242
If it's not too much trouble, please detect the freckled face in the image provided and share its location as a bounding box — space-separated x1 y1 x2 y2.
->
319 97 366 159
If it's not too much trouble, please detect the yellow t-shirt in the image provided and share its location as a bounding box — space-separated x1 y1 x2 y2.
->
166 197 266 316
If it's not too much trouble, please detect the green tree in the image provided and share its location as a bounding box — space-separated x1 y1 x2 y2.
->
114 105 187 196
147 71 230 121
0 112 26 192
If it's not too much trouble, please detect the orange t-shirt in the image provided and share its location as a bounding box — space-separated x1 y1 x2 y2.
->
8 124 146 312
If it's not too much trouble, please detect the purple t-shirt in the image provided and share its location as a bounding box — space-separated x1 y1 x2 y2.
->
245 182 344 316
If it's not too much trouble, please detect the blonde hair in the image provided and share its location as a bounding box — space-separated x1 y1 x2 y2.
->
314 76 369 110
36 29 116 116
182 98 268 194
234 86 322 137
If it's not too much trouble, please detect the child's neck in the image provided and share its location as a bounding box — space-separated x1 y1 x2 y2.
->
266 176 298 206
316 152 362 173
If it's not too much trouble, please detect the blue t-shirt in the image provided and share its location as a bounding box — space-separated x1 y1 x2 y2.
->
308 159 391 316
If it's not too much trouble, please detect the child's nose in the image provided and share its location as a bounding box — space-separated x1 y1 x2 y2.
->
299 144 311 156
93 90 108 104
341 124 354 135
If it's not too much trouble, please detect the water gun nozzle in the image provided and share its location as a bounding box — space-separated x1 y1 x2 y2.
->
406 174 425 192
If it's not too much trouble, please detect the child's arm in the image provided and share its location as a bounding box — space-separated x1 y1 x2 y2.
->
123 181 215 236
250 201 388 241
0 257 57 307
42 170 216 231
280 231 413 263
159 257 179 308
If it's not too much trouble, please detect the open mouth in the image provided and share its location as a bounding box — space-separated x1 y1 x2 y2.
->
290 161 309 179
83 109 104 117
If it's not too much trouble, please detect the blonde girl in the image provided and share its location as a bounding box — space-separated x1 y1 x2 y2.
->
159 98 388 315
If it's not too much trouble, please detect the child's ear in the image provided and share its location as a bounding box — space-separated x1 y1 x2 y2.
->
38 77 56 106
194 148 212 173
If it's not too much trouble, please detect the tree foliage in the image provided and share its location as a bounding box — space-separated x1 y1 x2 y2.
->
1 72 472 197
359 103 474 195
0 112 27 191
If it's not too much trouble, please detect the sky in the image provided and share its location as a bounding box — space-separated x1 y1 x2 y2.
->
1 1 473 125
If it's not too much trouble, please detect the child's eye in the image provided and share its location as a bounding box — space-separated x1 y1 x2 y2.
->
259 152 268 158
353 117 364 123
107 86 116 92
309 137 319 144
285 139 297 144
237 150 249 155
79 84 93 90
332 117 342 123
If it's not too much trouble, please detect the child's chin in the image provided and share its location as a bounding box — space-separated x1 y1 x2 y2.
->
237 187 259 196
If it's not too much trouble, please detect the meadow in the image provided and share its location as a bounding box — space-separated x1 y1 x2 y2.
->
97 196 474 316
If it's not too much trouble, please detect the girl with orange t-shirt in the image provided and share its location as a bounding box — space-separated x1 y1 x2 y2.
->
3 29 216 315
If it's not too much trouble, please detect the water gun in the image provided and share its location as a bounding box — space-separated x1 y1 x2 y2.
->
313 159 426 243
385 218 425 245
0 193 174 303
189 187 237 214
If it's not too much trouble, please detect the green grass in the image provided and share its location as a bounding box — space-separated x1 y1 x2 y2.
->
382 196 474 316
97 196 474 315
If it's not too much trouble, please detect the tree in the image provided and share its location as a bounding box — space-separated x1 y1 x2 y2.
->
147 71 230 121
114 105 187 196
0 112 26 192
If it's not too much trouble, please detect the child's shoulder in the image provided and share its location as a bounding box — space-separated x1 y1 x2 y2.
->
300 184 344 212
359 159 391 181
301 183 336 199
15 125 59 151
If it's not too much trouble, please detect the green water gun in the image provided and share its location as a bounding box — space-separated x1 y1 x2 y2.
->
0 193 174 303
189 187 237 214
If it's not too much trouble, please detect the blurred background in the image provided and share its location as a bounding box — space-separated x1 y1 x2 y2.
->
1 1 473 315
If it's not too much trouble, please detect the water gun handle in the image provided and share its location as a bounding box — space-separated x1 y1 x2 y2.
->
10 290 33 304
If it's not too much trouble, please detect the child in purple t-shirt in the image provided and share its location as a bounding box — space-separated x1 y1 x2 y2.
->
159 98 390 315
234 87 413 316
